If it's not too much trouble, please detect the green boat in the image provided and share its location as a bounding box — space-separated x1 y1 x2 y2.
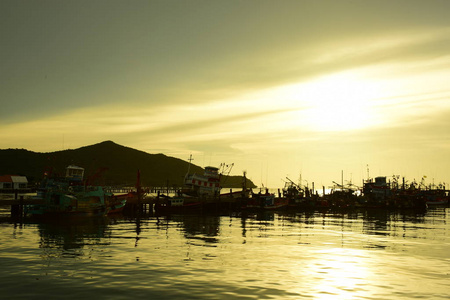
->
25 165 109 217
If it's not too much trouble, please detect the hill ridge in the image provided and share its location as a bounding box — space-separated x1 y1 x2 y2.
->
0 141 255 188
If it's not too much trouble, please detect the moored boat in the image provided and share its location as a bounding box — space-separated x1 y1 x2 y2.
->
181 166 222 199
244 189 289 210
419 189 449 206
25 165 109 217
282 178 322 210
154 158 234 213
154 194 203 214
106 193 129 214
362 176 428 210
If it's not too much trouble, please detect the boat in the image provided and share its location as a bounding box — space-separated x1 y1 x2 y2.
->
25 165 110 217
181 166 222 199
154 157 234 213
282 177 319 209
244 189 289 210
324 184 360 209
155 166 222 213
361 176 393 208
106 193 129 214
362 176 427 209
419 189 449 206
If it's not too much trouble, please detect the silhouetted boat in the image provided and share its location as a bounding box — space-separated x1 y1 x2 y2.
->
420 189 449 206
362 176 427 209
281 178 322 209
154 158 234 213
25 165 109 217
154 194 203 214
244 189 289 210
106 193 128 214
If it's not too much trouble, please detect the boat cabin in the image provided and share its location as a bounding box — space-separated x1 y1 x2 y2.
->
374 176 388 186
65 165 85 182
183 166 221 197
204 166 220 180
363 176 391 200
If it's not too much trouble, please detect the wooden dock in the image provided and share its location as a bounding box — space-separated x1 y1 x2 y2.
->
0 197 45 206
0 195 45 218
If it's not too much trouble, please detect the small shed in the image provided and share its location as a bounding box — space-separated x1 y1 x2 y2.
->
0 175 28 190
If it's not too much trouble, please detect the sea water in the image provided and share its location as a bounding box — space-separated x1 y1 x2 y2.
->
0 207 449 299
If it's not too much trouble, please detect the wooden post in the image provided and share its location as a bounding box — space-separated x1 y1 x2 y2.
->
138 189 142 214
19 196 24 216
11 195 24 218
166 179 169 196
11 204 19 217
11 190 19 217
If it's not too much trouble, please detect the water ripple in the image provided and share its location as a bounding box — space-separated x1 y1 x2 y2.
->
0 209 449 299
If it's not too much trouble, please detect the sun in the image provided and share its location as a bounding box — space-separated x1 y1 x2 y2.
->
300 71 381 132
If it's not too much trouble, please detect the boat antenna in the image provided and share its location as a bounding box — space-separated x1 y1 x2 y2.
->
186 154 193 177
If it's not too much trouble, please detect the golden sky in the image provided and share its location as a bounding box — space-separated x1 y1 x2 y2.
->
1 0 450 189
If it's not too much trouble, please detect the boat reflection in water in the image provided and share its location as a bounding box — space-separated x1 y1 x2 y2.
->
36 216 111 255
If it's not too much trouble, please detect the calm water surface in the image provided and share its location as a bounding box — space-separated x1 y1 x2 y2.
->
0 207 449 299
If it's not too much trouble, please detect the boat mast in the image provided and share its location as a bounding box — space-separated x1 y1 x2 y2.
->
186 154 193 177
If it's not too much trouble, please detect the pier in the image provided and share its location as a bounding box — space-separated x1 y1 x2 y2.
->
1 182 449 220
0 195 45 218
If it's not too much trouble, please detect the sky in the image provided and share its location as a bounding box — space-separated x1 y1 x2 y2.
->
2 0 450 190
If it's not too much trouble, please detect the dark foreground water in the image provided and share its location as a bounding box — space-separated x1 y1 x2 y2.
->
0 207 449 299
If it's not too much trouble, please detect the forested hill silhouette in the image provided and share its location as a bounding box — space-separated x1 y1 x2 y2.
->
0 141 256 188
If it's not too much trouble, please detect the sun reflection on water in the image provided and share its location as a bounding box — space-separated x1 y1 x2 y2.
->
301 247 372 299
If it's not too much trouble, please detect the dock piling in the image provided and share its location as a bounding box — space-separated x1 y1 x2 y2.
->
11 196 24 218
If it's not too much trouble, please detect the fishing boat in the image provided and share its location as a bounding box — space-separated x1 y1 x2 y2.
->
362 176 429 209
181 166 221 199
361 176 392 208
420 189 449 206
106 193 129 214
156 167 222 213
154 157 234 213
25 165 109 217
282 177 320 209
244 189 289 210
154 193 203 213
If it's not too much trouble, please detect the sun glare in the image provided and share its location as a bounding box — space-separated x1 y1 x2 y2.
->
307 248 372 299
299 72 382 132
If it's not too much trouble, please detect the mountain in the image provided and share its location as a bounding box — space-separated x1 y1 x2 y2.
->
0 141 256 189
